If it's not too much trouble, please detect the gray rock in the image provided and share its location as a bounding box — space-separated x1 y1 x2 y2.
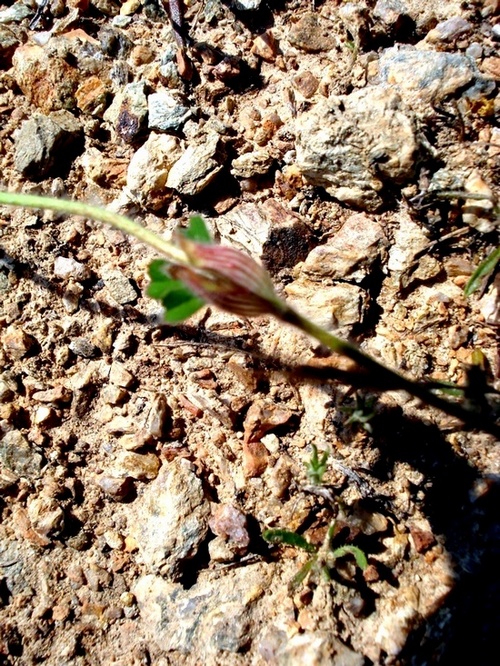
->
166 132 224 196
102 270 138 305
426 16 473 42
69 337 100 358
0 1 33 24
0 430 43 478
129 458 210 577
232 0 261 10
134 563 271 653
14 111 83 179
148 90 192 131
295 87 420 211
378 46 487 105
300 213 387 283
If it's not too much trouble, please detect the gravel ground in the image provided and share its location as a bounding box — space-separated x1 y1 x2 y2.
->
0 0 499 664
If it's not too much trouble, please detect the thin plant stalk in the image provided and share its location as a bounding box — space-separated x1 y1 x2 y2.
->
0 191 498 437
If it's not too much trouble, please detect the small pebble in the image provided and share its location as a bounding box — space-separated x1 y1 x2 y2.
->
96 475 134 501
69 338 100 358
109 361 135 388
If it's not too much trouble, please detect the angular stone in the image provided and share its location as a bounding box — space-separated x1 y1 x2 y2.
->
288 12 336 53
54 256 90 281
129 458 210 577
12 44 80 113
147 90 192 131
126 132 182 209
0 430 43 478
166 132 223 196
112 451 161 481
296 87 420 211
102 270 138 305
300 213 387 283
14 111 83 179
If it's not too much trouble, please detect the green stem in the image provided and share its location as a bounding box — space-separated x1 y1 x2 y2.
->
279 305 500 437
0 192 189 265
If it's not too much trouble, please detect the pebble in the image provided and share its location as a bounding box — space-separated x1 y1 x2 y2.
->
75 76 109 116
2 325 36 360
32 385 72 404
69 337 100 358
27 496 65 537
106 81 148 144
101 384 128 405
426 16 473 42
231 149 274 179
462 169 495 233
166 131 224 196
12 44 80 113
295 86 419 211
102 270 138 305
0 429 43 478
0 377 14 403
0 25 19 68
232 0 262 9
141 394 170 441
251 31 278 62
109 361 135 388
128 458 210 576
285 279 368 336
96 474 134 501
292 70 319 98
112 451 161 481
378 46 485 105
54 256 90 281
126 132 182 208
209 504 250 548
134 564 270 653
147 90 192 132
215 199 314 273
300 213 387 283
288 12 336 53
14 111 83 179
242 440 269 477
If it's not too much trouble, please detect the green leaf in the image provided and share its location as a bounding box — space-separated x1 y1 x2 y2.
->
147 259 205 322
263 529 317 553
290 557 317 589
465 247 500 297
330 545 368 571
162 292 205 323
183 216 212 243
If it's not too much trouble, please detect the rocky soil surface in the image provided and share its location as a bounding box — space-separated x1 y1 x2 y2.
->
0 0 499 664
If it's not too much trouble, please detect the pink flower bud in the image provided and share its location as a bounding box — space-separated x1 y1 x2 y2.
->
170 237 285 318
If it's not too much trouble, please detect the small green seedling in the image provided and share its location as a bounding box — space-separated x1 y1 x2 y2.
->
341 393 376 434
464 246 500 297
263 522 368 590
306 444 329 485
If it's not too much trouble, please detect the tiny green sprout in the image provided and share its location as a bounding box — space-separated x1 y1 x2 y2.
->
263 521 368 591
464 246 500 297
341 394 376 434
306 444 329 485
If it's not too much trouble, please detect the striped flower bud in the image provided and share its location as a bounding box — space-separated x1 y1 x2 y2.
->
169 237 286 318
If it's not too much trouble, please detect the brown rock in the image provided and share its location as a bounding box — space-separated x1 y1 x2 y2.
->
12 44 80 113
243 400 295 444
2 326 36 360
288 13 336 53
242 440 269 477
251 31 278 62
75 76 109 115
293 71 319 98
